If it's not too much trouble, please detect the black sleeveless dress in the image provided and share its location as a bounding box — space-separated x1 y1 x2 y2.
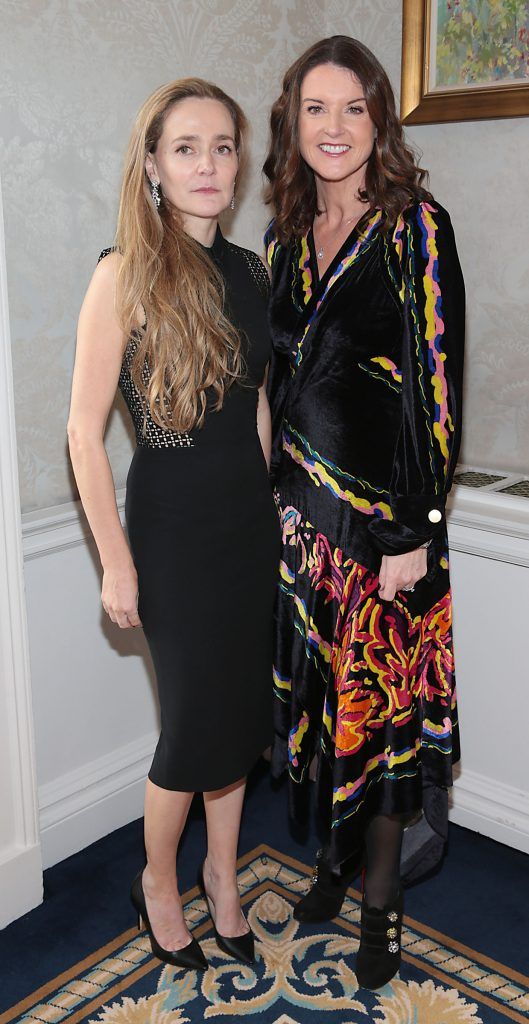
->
102 228 279 792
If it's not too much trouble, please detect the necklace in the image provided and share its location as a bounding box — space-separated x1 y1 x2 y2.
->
315 211 361 260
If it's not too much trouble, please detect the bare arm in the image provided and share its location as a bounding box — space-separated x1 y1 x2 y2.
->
68 253 140 628
257 372 272 471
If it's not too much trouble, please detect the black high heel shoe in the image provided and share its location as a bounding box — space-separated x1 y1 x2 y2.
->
355 888 403 990
131 871 208 971
198 862 255 964
293 845 364 923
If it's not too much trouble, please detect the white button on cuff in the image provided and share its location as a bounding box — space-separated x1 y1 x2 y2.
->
428 508 442 523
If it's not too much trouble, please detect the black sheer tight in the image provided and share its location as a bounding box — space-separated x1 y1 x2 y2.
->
363 813 405 909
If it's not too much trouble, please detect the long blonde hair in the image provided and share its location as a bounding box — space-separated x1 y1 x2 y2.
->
115 79 247 432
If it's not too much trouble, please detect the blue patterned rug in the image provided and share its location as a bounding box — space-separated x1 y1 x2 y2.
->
3 846 528 1024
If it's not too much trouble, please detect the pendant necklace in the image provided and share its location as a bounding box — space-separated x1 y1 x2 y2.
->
315 211 361 260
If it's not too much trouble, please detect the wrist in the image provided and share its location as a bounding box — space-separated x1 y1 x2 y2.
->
102 555 136 575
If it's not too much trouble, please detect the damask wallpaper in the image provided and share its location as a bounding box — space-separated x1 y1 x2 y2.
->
1 0 527 513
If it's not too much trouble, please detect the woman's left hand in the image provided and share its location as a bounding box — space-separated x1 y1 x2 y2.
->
378 548 428 601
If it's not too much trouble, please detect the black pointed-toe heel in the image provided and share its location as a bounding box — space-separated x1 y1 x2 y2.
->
198 863 255 965
131 871 208 971
293 846 364 923
355 889 403 990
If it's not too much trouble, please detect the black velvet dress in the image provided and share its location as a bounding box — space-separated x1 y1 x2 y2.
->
265 201 465 871
101 229 279 792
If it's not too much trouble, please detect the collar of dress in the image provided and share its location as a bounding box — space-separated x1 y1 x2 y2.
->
292 207 384 371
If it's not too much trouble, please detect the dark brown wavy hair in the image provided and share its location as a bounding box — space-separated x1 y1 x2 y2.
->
263 35 431 242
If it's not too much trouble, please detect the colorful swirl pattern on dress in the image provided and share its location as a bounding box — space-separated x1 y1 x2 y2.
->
358 356 403 392
299 234 313 305
418 203 452 470
282 422 392 519
265 221 279 268
404 203 453 485
274 501 457 839
292 209 384 367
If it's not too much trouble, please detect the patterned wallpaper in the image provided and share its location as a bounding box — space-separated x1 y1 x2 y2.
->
1 0 527 512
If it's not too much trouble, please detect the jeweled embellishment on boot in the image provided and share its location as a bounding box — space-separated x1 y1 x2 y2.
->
356 890 404 989
387 915 400 952
294 846 364 923
311 849 322 884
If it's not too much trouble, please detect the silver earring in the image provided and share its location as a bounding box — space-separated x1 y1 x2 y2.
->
230 193 235 210
150 180 161 208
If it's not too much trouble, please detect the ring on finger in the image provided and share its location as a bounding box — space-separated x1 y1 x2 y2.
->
403 585 415 592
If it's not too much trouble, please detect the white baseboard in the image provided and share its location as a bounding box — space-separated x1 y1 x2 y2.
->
38 731 529 872
38 730 157 869
450 768 529 854
0 843 43 927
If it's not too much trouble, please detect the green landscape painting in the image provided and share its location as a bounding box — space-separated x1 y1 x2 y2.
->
435 0 529 88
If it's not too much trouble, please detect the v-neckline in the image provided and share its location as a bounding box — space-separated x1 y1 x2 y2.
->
307 208 376 290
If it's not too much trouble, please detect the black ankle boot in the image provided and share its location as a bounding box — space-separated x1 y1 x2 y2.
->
294 846 364 923
355 889 403 990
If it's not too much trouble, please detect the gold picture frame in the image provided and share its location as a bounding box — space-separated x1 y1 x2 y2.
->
401 0 529 124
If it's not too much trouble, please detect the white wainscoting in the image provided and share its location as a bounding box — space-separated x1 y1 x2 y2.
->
21 485 529 869
22 489 159 869
38 728 158 870
0 176 43 927
446 487 529 854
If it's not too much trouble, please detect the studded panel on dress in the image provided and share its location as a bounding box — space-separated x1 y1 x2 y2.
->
228 243 270 299
97 241 268 449
119 338 194 448
97 248 194 449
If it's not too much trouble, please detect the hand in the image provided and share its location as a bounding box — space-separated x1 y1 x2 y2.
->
101 563 142 628
378 548 428 602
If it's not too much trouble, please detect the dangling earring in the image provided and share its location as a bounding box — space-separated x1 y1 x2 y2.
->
230 193 236 211
150 179 161 208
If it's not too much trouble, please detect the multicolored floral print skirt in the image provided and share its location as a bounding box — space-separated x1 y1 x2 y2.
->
272 501 460 869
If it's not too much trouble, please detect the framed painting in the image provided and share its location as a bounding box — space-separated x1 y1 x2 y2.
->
401 0 529 123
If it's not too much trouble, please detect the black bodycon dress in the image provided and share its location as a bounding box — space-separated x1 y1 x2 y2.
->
101 228 279 792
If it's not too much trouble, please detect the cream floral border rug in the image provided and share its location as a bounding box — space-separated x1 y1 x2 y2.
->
2 846 528 1024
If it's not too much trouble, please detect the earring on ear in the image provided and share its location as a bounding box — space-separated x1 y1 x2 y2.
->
230 193 236 211
150 179 161 208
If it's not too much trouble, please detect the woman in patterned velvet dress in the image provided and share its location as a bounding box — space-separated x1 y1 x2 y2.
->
264 36 465 988
68 79 278 971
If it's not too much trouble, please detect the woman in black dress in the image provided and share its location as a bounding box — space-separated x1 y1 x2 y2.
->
264 37 464 988
68 79 278 970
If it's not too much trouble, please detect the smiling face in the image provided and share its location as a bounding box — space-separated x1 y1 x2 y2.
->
298 63 376 186
145 96 238 223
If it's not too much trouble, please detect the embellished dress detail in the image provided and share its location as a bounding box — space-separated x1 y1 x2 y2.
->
99 231 278 792
265 202 465 869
